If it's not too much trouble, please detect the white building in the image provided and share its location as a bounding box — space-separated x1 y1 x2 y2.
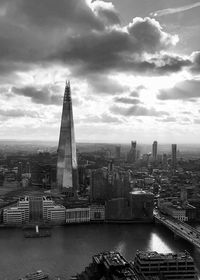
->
42 196 54 220
18 196 30 222
3 207 25 224
47 205 66 223
66 207 90 223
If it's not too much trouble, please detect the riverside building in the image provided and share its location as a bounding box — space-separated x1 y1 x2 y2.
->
90 204 105 221
47 205 66 223
134 250 197 280
66 207 90 223
3 207 25 224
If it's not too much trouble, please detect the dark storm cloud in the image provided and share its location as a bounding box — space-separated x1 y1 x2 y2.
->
88 74 129 94
191 51 200 72
0 0 198 82
110 105 168 117
114 97 141 105
157 80 200 100
2 0 103 30
12 86 62 105
52 17 184 75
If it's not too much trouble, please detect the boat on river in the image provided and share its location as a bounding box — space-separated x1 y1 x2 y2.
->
18 270 49 280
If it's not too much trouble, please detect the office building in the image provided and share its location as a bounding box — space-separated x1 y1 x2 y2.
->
42 196 54 220
115 145 121 158
29 196 43 221
134 251 197 280
47 205 66 223
3 207 25 224
127 141 137 163
18 196 30 223
105 191 154 221
90 169 108 202
152 141 157 161
90 204 105 221
57 81 78 196
172 144 177 171
130 190 154 221
72 251 140 280
66 207 90 223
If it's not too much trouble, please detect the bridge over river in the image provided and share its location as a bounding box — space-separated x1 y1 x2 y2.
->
154 211 200 248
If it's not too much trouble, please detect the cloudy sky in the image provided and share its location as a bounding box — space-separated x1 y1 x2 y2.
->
0 0 200 143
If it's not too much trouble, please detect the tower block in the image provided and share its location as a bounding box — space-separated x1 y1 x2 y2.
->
57 81 78 196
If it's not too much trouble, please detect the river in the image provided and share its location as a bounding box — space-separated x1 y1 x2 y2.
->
0 223 200 280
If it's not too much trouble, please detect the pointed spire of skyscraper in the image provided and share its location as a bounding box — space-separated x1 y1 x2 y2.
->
57 80 78 196
64 80 71 103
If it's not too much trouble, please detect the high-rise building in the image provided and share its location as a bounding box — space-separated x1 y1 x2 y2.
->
162 153 168 169
152 141 157 161
171 144 177 171
57 81 78 196
127 141 137 163
115 145 121 158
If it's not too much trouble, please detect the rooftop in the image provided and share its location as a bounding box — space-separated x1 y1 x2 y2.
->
135 251 193 261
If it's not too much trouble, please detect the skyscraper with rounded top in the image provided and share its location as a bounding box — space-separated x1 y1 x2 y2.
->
57 81 78 196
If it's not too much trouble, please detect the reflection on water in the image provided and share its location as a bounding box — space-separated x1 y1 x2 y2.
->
114 241 127 255
148 232 174 253
0 224 200 279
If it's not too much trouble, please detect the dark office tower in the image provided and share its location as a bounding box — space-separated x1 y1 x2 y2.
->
57 81 78 196
171 144 177 171
152 141 157 161
108 160 114 173
17 162 22 181
26 162 30 173
115 145 121 158
162 153 168 169
127 141 137 163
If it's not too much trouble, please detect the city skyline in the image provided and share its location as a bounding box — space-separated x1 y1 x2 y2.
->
0 0 200 143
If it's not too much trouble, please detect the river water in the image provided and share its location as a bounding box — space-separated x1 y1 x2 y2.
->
0 223 200 280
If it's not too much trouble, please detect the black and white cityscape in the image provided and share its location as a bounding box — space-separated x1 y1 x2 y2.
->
0 0 200 280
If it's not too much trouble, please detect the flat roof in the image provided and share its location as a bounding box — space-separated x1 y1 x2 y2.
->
136 251 193 261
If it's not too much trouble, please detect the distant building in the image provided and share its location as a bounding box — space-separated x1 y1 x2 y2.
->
134 251 197 280
90 169 108 202
105 197 132 221
127 141 137 163
162 153 168 169
160 202 188 221
130 190 154 221
172 144 177 171
105 191 154 221
152 141 157 161
115 145 121 158
66 207 90 223
90 204 105 221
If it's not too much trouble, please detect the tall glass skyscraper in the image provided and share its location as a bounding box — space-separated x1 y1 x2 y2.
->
57 81 78 196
